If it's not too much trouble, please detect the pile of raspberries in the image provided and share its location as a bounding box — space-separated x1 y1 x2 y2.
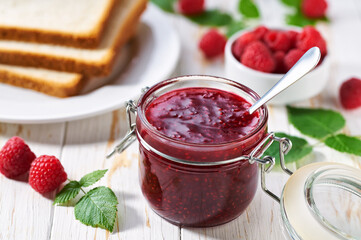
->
232 26 327 74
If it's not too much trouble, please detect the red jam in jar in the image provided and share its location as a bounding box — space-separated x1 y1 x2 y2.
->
136 76 268 227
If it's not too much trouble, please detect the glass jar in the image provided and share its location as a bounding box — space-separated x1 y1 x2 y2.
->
135 75 268 227
109 75 361 238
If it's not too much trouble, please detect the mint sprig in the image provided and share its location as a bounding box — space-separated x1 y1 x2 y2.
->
79 169 108 187
239 0 260 19
54 169 118 232
187 10 233 27
151 0 261 38
324 134 361 156
54 181 81 204
264 107 361 168
287 106 360 156
280 0 329 27
287 106 346 139
75 187 118 232
150 0 176 13
281 0 301 8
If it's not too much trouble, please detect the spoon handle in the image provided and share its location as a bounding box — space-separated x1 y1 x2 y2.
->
248 47 321 114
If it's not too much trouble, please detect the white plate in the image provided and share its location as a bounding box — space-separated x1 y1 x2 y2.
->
0 5 180 124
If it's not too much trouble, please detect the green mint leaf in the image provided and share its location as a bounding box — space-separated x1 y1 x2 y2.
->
263 132 312 165
226 20 245 38
287 106 346 139
281 0 301 8
79 169 108 187
187 10 233 26
75 186 118 232
239 0 260 18
150 0 176 13
324 134 361 156
54 181 81 205
286 11 316 27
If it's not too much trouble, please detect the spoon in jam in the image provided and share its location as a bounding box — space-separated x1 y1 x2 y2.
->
248 47 321 114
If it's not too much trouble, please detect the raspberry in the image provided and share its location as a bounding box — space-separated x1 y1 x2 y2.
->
178 0 204 15
199 29 227 59
284 49 305 71
232 32 259 59
264 30 291 52
287 30 299 48
0 136 36 178
29 155 67 193
339 78 361 109
274 51 286 73
241 41 275 73
296 26 327 56
302 0 328 19
253 25 269 40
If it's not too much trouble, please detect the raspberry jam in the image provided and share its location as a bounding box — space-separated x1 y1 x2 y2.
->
136 76 268 227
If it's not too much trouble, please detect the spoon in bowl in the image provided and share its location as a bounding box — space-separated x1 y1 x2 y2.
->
248 47 321 114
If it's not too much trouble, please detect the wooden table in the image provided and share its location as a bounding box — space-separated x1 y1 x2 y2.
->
1 0 361 239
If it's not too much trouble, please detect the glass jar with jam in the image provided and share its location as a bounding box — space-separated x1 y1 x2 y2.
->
136 75 267 227
109 75 361 239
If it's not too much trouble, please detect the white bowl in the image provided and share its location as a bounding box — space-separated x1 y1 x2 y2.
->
225 27 330 105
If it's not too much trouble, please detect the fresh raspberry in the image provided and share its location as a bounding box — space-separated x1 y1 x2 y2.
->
232 32 259 60
0 136 36 178
29 155 67 193
287 30 299 48
178 0 204 15
274 51 286 73
264 30 291 52
339 78 361 109
253 25 269 40
241 41 275 73
199 29 227 59
284 49 305 71
296 26 327 56
302 0 328 19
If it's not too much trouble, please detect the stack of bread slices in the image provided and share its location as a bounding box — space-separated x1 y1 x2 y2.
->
0 0 147 97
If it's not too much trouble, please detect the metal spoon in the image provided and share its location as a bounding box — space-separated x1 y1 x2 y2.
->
248 47 321 114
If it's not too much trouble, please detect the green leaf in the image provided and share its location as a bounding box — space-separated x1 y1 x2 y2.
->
75 187 118 232
324 134 361 156
150 0 176 13
281 0 301 8
287 106 346 139
238 0 260 18
187 10 233 26
54 181 81 205
286 11 316 27
226 20 245 38
263 132 313 165
79 169 108 187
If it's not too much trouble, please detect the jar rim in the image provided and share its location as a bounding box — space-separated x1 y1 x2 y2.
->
137 75 268 149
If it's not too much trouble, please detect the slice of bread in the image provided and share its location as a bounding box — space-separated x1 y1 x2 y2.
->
0 64 84 97
0 0 147 76
0 0 116 48
0 40 132 98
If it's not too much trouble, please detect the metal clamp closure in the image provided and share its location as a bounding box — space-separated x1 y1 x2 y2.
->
258 135 293 203
106 100 137 158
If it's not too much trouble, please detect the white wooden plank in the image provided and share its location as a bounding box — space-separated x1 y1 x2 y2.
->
50 110 180 240
0 122 65 240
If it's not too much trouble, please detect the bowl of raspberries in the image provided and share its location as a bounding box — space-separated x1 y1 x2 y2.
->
225 25 330 105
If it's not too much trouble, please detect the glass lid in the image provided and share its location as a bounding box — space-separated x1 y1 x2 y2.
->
280 162 361 240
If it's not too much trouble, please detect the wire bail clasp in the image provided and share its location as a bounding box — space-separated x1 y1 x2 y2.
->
106 100 137 158
254 134 293 203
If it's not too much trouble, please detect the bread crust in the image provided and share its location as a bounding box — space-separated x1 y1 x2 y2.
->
0 0 116 49
0 69 85 97
0 0 148 77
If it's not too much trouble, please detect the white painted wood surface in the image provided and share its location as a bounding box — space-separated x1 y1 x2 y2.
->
1 0 361 239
